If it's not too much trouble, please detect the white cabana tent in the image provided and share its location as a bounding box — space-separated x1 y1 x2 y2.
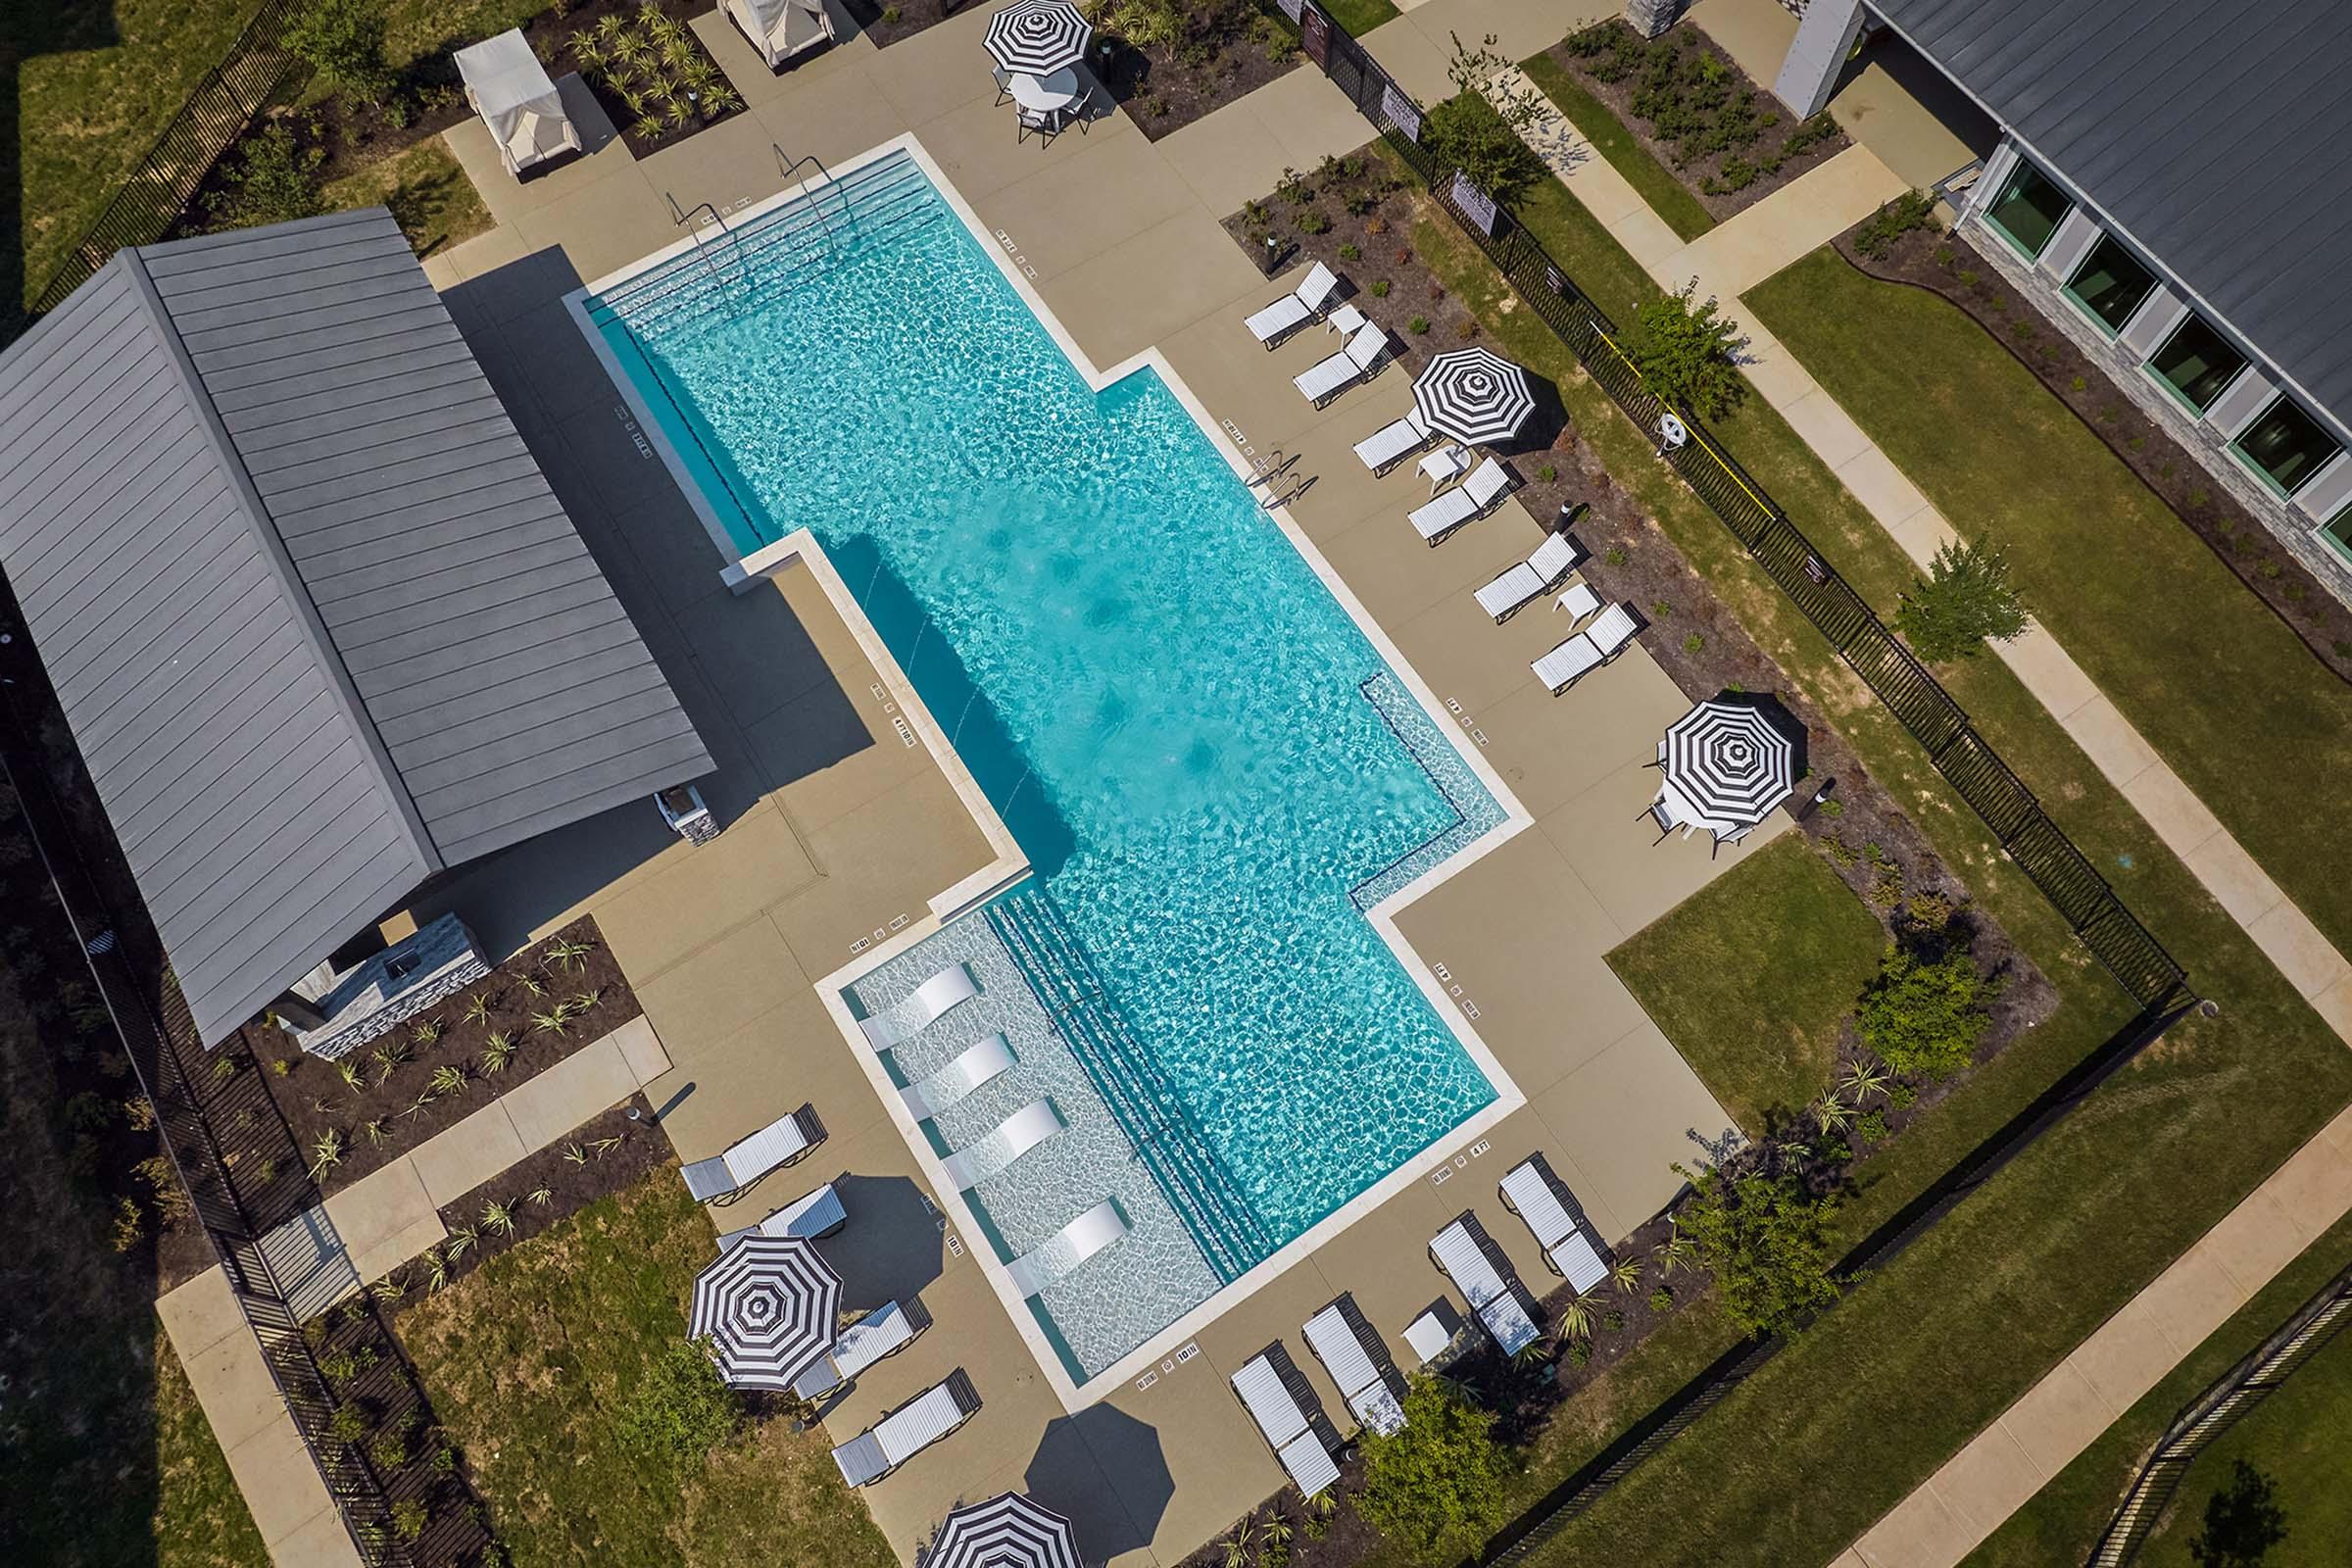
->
454 29 582 177
727 0 835 70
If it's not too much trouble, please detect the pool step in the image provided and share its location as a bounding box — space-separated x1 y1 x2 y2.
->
987 888 1277 1283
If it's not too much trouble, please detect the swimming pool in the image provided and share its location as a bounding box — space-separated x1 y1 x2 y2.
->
584 148 1508 1382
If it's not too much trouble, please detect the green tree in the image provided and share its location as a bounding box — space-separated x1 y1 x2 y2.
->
2190 1459 2287 1568
1352 1377 1511 1564
1627 279 1744 418
1855 944 1992 1080
207 124 324 233
1421 92 1545 204
1895 537 2029 662
616 1337 737 1474
1670 1163 1839 1338
284 0 398 102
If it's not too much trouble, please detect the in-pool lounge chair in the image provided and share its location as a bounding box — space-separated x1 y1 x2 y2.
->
1531 603 1640 695
1353 409 1435 475
899 1033 1015 1120
1302 1297 1409 1437
1231 1345 1345 1496
681 1105 824 1203
1294 321 1391 407
831 1370 981 1486
792 1298 928 1399
1473 532 1584 621
939 1099 1064 1191
1498 1154 1610 1293
1247 262 1342 348
858 962 978 1050
1006 1199 1128 1298
717 1179 848 1250
1431 1215 1541 1355
1408 458 1517 545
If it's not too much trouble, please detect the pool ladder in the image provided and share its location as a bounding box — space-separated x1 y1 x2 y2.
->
1246 450 1310 511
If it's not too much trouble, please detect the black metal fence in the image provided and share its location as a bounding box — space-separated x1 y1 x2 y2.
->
1301 3 2191 1017
2087 1255 2352 1566
25 0 316 320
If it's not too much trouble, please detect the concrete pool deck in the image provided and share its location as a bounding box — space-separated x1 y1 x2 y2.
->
409 5 1788 1563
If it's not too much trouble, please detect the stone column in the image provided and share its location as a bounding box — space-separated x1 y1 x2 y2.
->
1626 0 1686 40
1772 0 1867 118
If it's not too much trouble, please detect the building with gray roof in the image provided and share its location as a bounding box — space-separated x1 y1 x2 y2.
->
0 208 712 1045
1769 0 2352 593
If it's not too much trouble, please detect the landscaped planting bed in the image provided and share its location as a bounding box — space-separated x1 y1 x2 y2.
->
248 916 642 1199
1094 0 1303 141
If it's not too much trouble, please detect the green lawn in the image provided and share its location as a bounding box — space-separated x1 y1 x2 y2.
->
1388 130 2352 1566
399 1173 896 1568
381 0 545 70
1521 50 1715 243
1318 0 1400 38
1748 248 2352 963
320 138 491 258
1607 833 1886 1136
1963 1211 2352 1567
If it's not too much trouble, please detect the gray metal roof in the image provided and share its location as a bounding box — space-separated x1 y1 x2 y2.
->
1873 0 2352 425
0 210 710 1044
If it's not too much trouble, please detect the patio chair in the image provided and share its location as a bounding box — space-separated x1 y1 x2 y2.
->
1247 262 1343 348
1430 1215 1541 1355
1408 457 1517 545
1353 409 1435 474
1302 1296 1409 1436
1231 1345 1345 1496
858 962 978 1050
899 1033 1016 1120
792 1298 928 1399
1006 1199 1128 1297
939 1099 1064 1190
831 1370 981 1486
1473 532 1584 622
681 1105 825 1204
993 63 1013 106
1498 1154 1610 1293
1293 321 1391 407
1640 789 1692 845
1016 102 1058 146
717 1179 848 1250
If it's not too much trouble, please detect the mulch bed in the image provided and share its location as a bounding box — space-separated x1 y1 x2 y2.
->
846 0 980 49
1097 4 1304 142
249 915 642 1200
1538 19 1848 223
1846 221 2352 685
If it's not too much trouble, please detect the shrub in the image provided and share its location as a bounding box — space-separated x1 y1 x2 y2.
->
1856 1109 1890 1144
1337 242 1359 262
617 1338 738 1473
1627 280 1743 418
1420 90 1545 203
390 1498 429 1544
1852 189 1936 259
110 1196 146 1251
209 124 324 232
1370 279 1392 298
1297 209 1331 235
1535 464 1557 482
1647 1286 1672 1312
1352 1378 1511 1564
1407 316 1431 334
1895 537 2028 662
1857 944 1993 1079
1671 1162 1840 1337
284 0 397 102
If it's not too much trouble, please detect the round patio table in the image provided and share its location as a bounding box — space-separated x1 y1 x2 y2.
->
1008 67 1082 113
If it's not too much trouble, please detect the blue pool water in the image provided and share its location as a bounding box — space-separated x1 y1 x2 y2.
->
587 152 1502 1373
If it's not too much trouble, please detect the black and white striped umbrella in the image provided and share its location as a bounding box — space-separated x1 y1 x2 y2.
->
984 0 1092 75
688 1235 840 1391
1412 347 1535 446
924 1493 1081 1568
1661 698 1803 830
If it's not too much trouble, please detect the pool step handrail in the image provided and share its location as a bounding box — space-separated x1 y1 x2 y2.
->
666 195 748 304
775 143 854 259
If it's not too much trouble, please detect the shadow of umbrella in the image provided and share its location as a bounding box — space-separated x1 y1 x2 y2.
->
1023 1404 1171 1565
820 1172 949 1312
1706 688 1811 784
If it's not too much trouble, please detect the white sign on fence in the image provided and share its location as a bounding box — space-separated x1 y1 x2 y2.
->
1381 83 1422 141
1448 171 1499 236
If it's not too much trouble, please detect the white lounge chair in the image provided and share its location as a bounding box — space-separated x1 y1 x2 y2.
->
1473 532 1584 621
1231 1347 1343 1496
1006 1199 1128 1297
1532 603 1640 694
858 962 978 1050
1431 1216 1540 1355
1354 409 1435 475
717 1179 848 1250
1294 321 1390 407
831 1371 981 1486
724 0 833 68
681 1106 823 1203
1302 1298 1408 1436
1246 262 1342 348
939 1099 1064 1191
792 1298 924 1399
1409 457 1516 545
1499 1156 1609 1293
900 1033 1015 1120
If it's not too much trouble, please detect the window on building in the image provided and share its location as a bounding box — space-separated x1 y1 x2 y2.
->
2065 236 2157 333
2322 502 2352 568
2231 396 2341 497
1984 161 2072 258
2146 316 2247 412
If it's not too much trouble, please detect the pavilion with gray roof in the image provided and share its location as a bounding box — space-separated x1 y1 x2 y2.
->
0 207 712 1045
